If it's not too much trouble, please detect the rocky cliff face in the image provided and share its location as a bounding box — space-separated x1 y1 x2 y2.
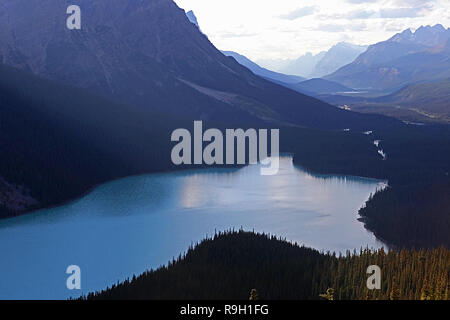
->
0 0 250 118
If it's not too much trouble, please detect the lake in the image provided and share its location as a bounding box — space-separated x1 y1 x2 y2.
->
0 156 386 299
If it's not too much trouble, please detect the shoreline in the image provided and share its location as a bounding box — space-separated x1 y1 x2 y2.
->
0 154 389 222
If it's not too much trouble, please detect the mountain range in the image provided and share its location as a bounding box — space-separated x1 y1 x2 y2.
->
257 42 366 78
220 51 354 95
309 42 368 78
259 52 326 78
215 50 356 96
0 0 394 131
326 24 450 91
222 51 305 84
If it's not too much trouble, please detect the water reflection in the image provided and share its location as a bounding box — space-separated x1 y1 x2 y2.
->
0 156 386 299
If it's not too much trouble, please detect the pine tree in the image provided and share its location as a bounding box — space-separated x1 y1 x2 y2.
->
420 278 433 300
390 280 401 300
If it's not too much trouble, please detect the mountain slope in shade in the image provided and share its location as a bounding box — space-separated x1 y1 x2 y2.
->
0 63 187 216
0 0 397 131
375 78 450 121
309 42 367 78
326 25 450 91
221 51 305 84
293 78 354 95
320 78 450 123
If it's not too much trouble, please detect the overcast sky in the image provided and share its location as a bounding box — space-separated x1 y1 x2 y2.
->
174 0 450 61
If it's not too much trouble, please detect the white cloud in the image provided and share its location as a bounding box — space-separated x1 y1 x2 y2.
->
315 22 368 32
346 0 377 3
279 6 318 20
390 0 435 6
379 5 433 18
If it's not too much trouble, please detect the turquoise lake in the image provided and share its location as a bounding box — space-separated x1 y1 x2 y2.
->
0 156 386 299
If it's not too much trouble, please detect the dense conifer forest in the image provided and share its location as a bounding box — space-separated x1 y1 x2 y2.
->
289 124 450 248
86 231 449 300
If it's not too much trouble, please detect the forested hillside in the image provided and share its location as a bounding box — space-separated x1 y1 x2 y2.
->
86 231 450 300
0 64 183 216
291 123 450 248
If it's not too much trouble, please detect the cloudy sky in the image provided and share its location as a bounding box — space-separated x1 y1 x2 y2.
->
174 0 450 62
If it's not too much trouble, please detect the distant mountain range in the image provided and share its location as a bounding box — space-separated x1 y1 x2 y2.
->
310 42 367 78
222 51 305 84
326 24 450 92
257 42 366 78
221 51 355 95
259 52 325 78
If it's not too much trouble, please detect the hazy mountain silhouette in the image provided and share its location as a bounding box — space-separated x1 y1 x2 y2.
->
220 52 354 95
257 42 365 79
279 52 326 78
0 0 396 130
221 51 305 84
326 25 450 91
310 42 367 78
258 52 325 78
